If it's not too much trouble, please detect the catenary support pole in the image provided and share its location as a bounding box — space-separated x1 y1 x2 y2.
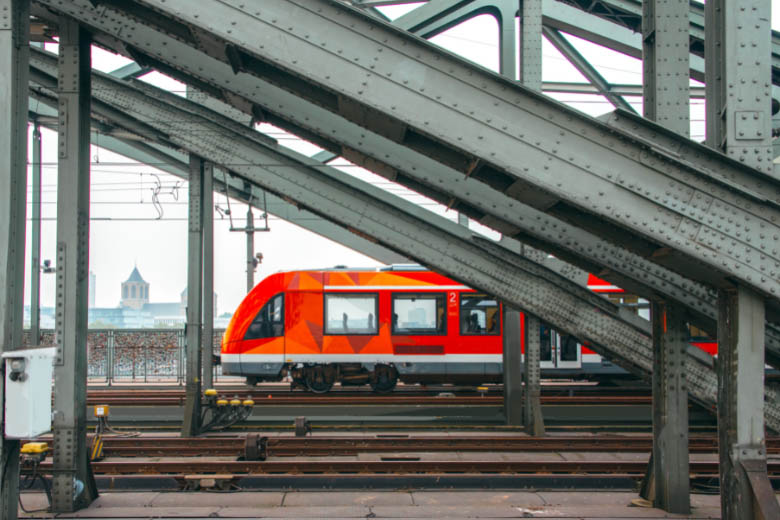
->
523 315 544 436
202 161 214 390
502 308 523 425
0 1 29 518
640 0 690 512
706 2 779 518
246 205 255 293
30 122 42 346
51 17 98 512
182 156 205 436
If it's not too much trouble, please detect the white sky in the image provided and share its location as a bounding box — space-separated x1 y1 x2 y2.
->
24 2 780 316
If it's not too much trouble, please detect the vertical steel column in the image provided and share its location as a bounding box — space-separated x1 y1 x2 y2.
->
518 0 542 91
643 0 690 136
246 207 255 293
643 302 690 513
202 162 214 390
706 0 774 176
502 308 523 425
523 315 544 436
51 17 97 513
496 0 517 80
706 2 778 518
640 2 690 513
30 122 42 345
0 1 29 518
517 0 543 436
717 287 778 520
182 156 204 436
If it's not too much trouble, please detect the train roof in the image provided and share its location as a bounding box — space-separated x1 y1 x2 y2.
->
283 264 428 273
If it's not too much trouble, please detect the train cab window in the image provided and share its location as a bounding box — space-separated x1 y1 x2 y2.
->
460 294 500 335
244 293 284 340
392 293 445 335
324 293 378 335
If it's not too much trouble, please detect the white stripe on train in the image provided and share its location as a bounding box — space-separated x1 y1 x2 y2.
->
223 353 503 364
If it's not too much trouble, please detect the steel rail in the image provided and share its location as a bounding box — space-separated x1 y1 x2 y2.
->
82 394 652 407
33 435 780 457
31 459 780 476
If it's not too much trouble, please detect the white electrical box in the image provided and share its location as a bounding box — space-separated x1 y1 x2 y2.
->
3 347 55 439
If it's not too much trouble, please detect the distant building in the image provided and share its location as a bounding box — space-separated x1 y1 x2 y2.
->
121 266 150 310
88 271 96 309
24 266 230 330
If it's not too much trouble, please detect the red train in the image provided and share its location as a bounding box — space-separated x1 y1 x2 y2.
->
221 265 716 392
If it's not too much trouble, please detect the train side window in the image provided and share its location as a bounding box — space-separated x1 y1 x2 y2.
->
244 293 284 340
392 293 445 335
460 294 500 335
324 293 378 335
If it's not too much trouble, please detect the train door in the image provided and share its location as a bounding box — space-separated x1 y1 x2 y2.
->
556 333 582 369
538 324 582 369
240 293 285 376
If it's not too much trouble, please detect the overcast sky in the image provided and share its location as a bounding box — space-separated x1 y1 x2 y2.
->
24 2 780 316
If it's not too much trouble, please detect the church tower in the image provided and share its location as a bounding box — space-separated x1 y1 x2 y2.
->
121 266 150 310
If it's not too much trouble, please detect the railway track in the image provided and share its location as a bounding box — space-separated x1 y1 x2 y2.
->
85 391 651 407
33 434 780 457
30 459 780 477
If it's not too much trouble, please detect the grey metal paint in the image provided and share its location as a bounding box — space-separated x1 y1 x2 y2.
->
641 0 689 137
650 302 690 513
717 287 767 520
29 3 777 345
519 0 543 90
523 315 544 435
202 161 215 390
30 123 41 346
26 48 780 432
0 1 28 518
36 0 780 300
182 156 205 436
51 18 97 512
543 26 635 113
502 308 523 425
26 93 409 266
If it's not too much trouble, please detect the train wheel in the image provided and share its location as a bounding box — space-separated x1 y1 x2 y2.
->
245 376 259 386
370 364 397 394
305 365 333 394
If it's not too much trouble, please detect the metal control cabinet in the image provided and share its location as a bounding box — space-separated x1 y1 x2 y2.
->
3 347 55 438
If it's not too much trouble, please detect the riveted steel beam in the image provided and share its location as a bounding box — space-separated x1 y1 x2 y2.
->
26 93 408 266
25 8 780 366
707 1 777 518
523 314 545 435
502 308 523 426
543 26 635 113
182 155 205 437
27 49 780 432
51 17 98 513
555 0 780 86
0 1 28 518
641 1 690 513
39 0 780 297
